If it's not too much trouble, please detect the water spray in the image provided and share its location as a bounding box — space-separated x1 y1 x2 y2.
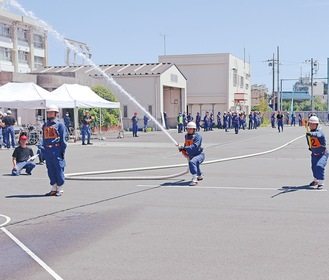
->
8 0 178 146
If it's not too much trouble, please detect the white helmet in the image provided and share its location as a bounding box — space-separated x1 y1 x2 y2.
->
46 104 59 113
309 116 319 124
187 121 196 129
6 110 11 115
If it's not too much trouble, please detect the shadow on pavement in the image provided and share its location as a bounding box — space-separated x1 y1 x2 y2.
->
2 173 32 176
161 180 190 187
5 194 46 198
271 185 321 198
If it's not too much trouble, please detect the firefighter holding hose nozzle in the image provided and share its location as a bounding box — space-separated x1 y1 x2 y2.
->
176 121 205 186
306 116 328 189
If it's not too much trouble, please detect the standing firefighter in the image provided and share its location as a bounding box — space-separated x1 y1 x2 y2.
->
177 121 205 186
306 116 328 189
43 105 67 196
81 110 94 145
132 112 139 137
277 110 284 132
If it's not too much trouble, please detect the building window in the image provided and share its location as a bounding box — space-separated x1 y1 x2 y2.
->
0 23 10 38
233 70 238 86
17 28 28 41
0 47 11 61
18 50 28 63
240 76 244 88
33 34 44 48
34 56 43 69
148 105 152 115
123 105 128 118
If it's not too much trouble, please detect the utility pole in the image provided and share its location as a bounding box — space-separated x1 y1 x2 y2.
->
267 53 276 109
271 53 275 101
160 34 166 55
327 58 329 112
305 58 318 112
310 58 314 111
277 46 280 111
267 47 280 110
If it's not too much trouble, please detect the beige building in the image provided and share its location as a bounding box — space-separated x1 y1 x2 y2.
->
0 9 48 73
87 63 187 129
159 53 251 116
251 84 268 107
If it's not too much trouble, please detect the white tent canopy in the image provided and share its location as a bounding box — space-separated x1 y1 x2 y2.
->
51 84 120 109
0 82 67 109
51 84 121 139
0 82 121 138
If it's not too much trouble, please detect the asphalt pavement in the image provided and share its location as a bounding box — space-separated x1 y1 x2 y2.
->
1 124 329 280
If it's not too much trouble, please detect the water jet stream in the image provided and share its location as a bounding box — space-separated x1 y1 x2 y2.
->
7 0 178 145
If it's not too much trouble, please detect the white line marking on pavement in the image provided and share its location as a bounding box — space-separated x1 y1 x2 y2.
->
137 185 327 191
0 216 63 280
0 214 11 227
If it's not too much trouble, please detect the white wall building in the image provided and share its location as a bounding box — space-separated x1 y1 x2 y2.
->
159 53 251 116
294 76 325 97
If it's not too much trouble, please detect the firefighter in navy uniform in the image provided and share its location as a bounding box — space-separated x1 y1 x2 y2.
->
306 116 328 189
43 105 67 196
195 112 201 131
276 110 284 132
81 110 94 145
232 112 240 134
177 121 205 186
132 112 139 137
270 111 276 128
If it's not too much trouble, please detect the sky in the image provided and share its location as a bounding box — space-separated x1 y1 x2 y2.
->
3 0 329 91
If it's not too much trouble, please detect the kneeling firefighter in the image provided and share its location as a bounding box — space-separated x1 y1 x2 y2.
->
176 121 205 186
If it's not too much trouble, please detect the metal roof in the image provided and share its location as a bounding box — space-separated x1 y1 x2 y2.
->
35 62 177 77
281 91 310 100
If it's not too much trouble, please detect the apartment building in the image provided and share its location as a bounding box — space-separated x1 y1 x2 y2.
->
0 9 48 73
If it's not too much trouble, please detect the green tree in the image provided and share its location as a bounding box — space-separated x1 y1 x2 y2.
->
251 98 270 126
314 97 327 111
258 98 270 115
258 98 270 126
282 97 327 112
